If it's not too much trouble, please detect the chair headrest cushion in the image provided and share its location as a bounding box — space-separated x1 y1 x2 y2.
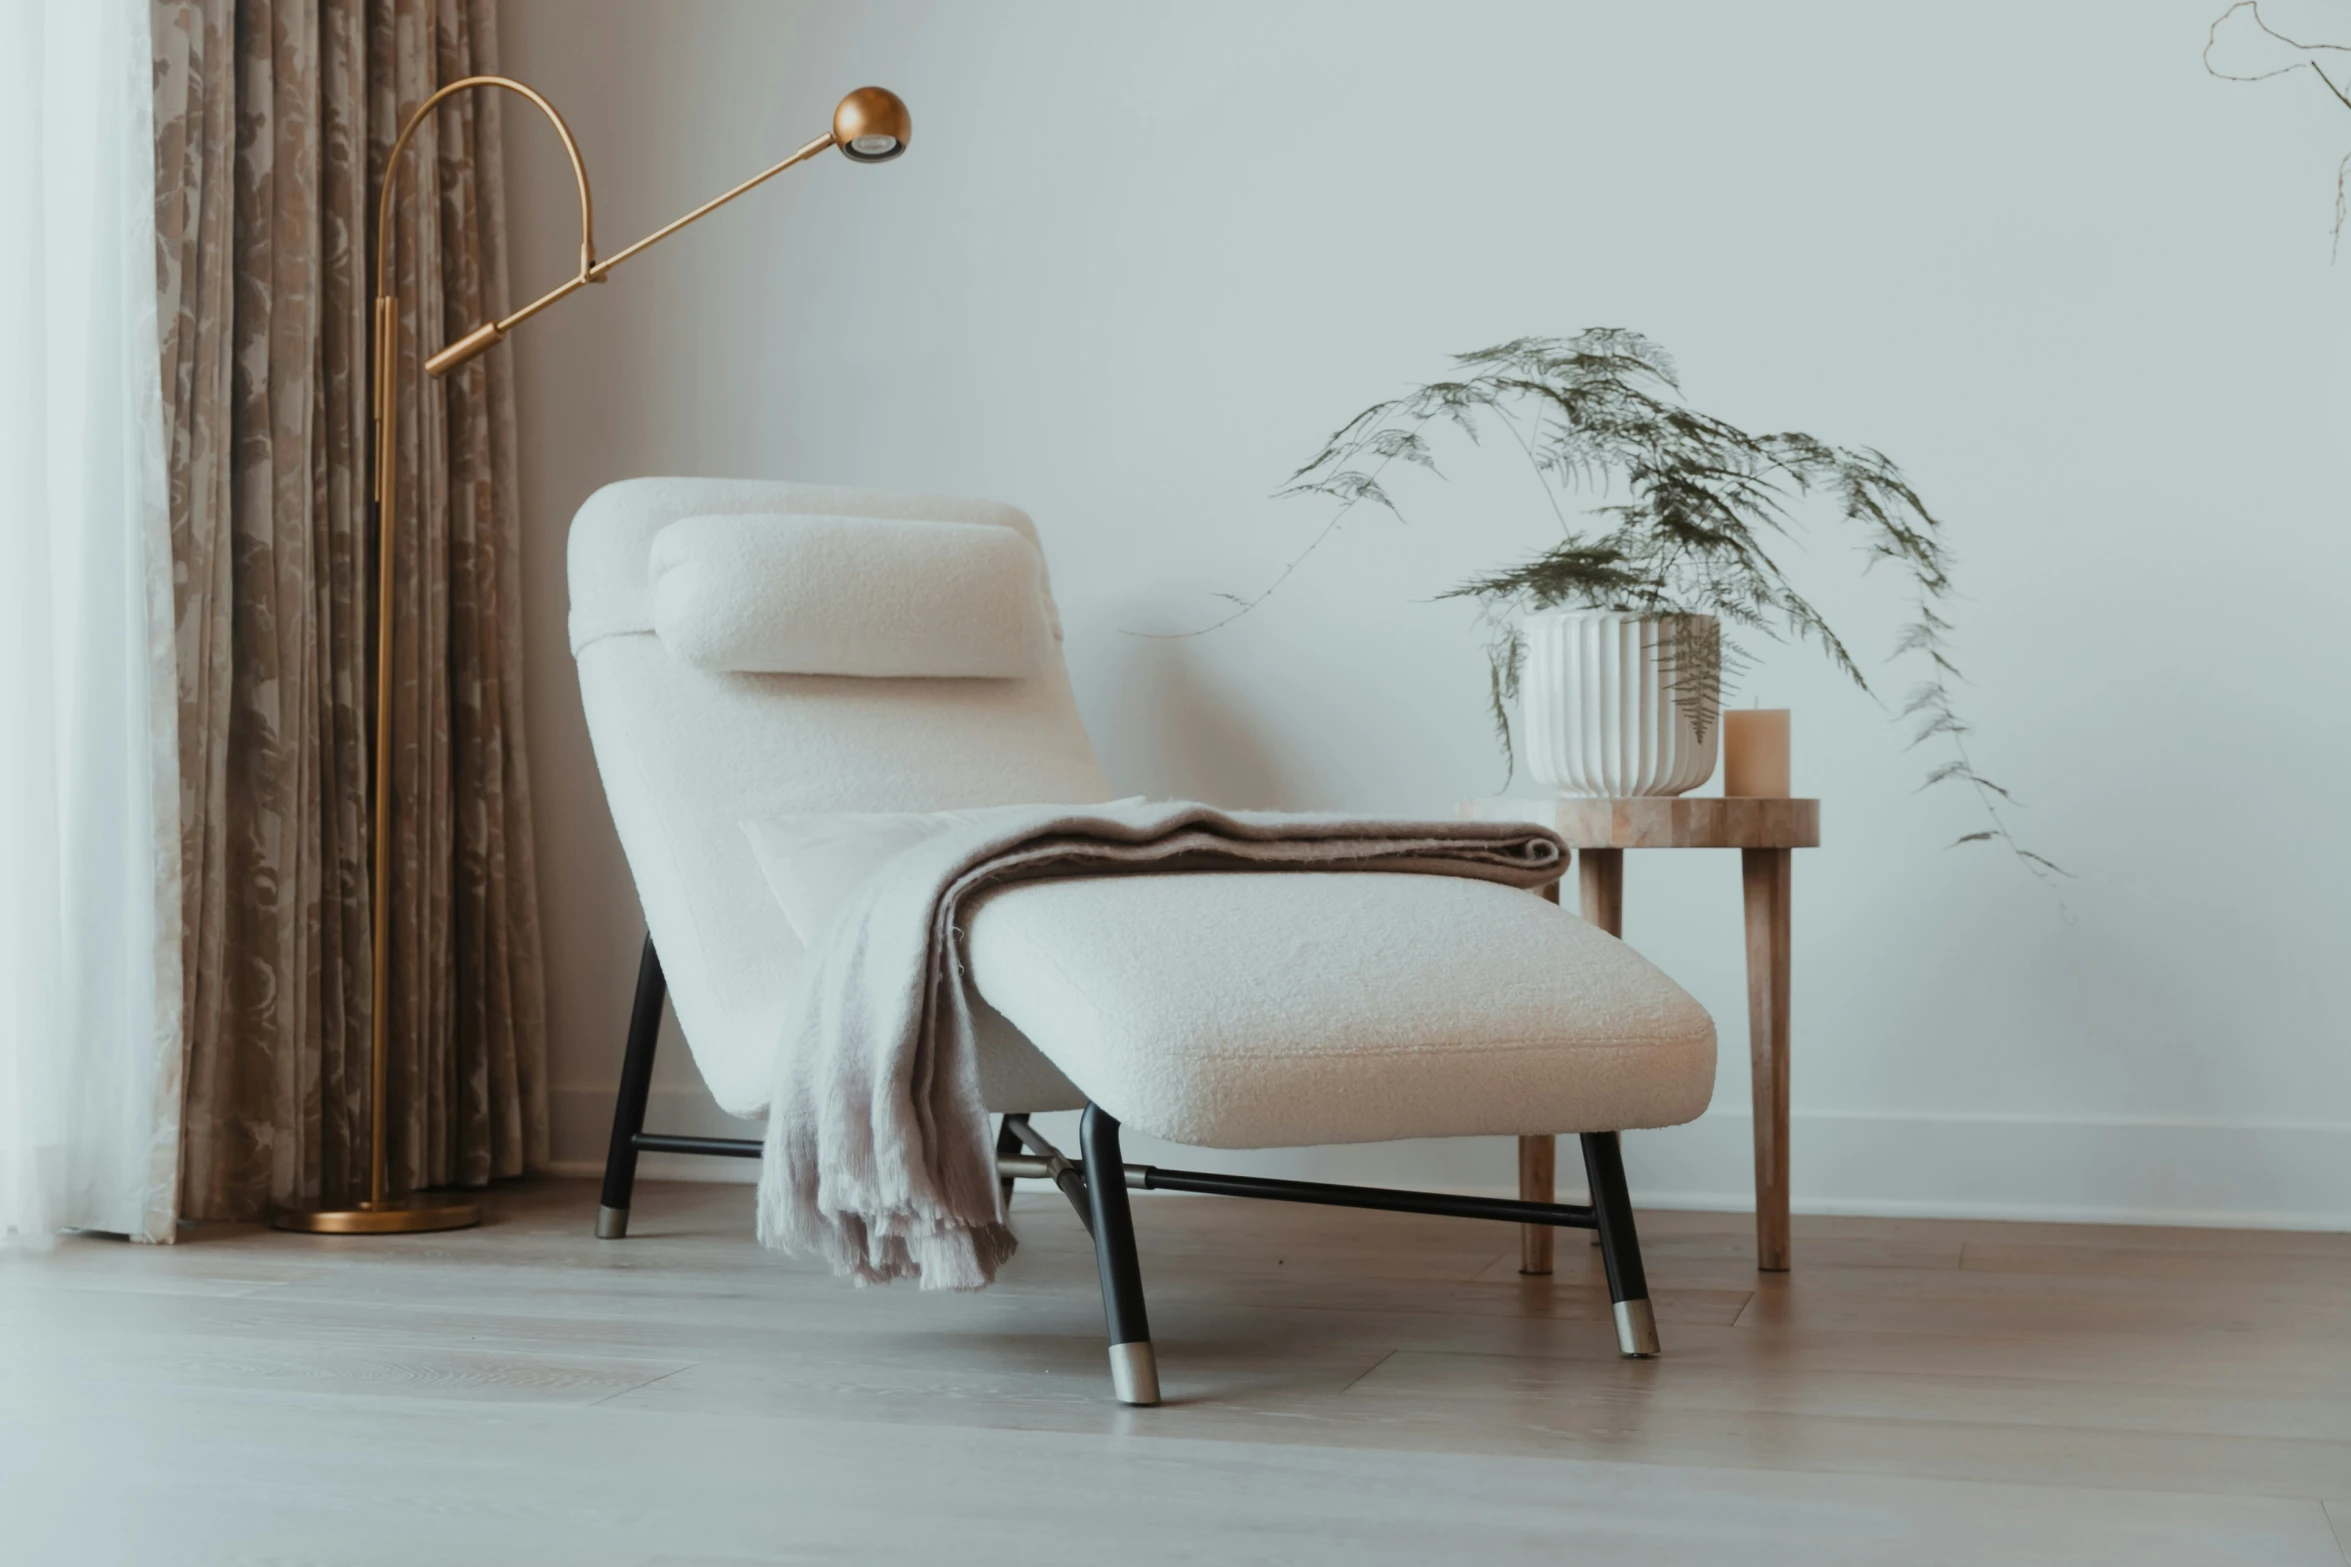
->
647 513 1055 678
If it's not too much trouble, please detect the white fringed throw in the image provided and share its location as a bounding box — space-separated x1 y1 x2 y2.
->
755 799 1566 1289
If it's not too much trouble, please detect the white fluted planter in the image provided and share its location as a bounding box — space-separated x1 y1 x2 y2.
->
1520 611 1720 797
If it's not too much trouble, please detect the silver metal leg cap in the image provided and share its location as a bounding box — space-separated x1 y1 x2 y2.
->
1614 1297 1661 1358
595 1204 630 1240
1108 1340 1161 1406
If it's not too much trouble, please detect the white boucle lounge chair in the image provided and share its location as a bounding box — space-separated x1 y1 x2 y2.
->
570 477 1717 1405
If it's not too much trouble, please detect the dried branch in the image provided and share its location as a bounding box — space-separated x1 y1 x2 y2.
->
2206 1 2351 255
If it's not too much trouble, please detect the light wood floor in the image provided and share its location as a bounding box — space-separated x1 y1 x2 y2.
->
5 1179 2348 1565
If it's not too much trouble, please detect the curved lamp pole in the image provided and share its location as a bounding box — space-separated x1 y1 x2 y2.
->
274 81 912 1235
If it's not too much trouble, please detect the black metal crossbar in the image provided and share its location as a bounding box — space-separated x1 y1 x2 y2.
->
997 1117 1598 1228
1135 1165 1599 1229
626 1133 1605 1231
632 1133 760 1158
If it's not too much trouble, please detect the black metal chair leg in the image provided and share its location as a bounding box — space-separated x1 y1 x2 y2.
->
995 1114 1027 1218
1080 1105 1160 1405
596 935 668 1239
1581 1131 1660 1357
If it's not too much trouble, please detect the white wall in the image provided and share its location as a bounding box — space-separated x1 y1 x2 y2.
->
501 0 2351 1226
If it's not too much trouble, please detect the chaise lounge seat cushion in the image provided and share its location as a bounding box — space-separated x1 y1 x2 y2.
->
965 869 1715 1149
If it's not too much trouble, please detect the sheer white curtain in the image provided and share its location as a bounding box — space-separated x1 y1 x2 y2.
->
0 0 184 1244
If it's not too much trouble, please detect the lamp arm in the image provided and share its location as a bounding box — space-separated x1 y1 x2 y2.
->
425 130 838 378
372 75 592 515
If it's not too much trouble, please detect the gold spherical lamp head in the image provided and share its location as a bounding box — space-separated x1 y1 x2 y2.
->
834 86 910 163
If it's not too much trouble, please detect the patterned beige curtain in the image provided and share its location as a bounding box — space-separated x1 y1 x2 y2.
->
150 0 547 1221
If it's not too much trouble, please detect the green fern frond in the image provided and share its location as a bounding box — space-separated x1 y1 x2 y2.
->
1224 328 2060 888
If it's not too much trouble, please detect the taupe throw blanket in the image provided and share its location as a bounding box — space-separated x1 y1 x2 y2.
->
754 799 1567 1289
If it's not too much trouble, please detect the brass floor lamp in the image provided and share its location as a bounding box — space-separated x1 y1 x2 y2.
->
273 80 911 1234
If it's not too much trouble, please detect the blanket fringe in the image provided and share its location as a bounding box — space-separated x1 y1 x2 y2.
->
757 1121 1017 1290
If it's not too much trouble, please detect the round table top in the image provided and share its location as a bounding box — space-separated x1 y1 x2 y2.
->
1461 795 1820 850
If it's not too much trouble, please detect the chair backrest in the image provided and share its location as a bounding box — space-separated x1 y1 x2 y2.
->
568 477 1113 1112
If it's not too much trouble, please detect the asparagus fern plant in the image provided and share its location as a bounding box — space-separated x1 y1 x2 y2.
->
1230 329 2056 882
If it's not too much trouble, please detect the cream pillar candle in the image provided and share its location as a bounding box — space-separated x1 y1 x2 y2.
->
1723 709 1791 797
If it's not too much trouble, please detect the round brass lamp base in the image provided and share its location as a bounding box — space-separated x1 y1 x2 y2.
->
271 1194 482 1235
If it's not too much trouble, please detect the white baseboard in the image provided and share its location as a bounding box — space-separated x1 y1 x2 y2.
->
549 1085 2351 1231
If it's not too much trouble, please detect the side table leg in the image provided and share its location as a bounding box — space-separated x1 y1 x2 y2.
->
1741 847 1792 1272
1517 1134 1554 1274
1579 848 1624 939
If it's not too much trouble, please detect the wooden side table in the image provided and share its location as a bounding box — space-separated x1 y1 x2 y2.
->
1464 796 1821 1273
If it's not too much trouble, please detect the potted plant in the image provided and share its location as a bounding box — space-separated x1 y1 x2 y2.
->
1246 330 2051 876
